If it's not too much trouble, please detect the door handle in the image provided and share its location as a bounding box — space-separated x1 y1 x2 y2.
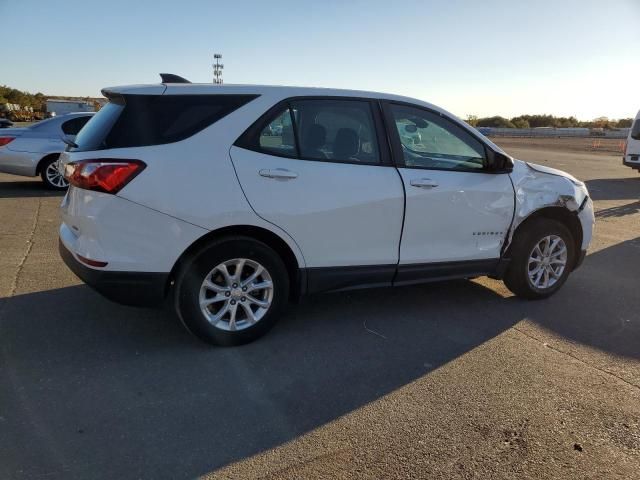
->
410 178 438 188
259 168 298 180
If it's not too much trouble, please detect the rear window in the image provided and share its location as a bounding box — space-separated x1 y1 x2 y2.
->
73 94 258 151
632 118 640 140
61 115 92 135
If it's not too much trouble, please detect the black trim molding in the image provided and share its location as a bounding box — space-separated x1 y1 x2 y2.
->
303 259 502 294
394 259 500 285
59 241 168 307
306 264 396 294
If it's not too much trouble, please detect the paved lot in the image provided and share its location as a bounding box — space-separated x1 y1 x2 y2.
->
1 141 639 479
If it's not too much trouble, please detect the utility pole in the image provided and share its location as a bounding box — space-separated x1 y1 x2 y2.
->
213 53 224 84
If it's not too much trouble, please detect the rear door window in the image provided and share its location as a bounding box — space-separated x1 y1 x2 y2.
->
73 94 258 151
236 98 382 165
61 116 91 135
291 99 380 164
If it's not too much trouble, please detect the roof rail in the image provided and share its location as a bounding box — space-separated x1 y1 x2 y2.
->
159 73 191 84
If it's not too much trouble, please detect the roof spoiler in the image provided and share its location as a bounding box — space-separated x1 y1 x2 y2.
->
159 73 191 84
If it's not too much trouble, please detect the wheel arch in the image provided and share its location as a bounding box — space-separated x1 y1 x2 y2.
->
35 152 61 175
168 224 305 302
504 206 583 268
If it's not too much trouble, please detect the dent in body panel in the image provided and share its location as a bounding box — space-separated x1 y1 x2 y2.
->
504 159 590 251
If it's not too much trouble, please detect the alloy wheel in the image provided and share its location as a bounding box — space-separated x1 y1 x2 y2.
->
527 235 568 289
199 258 274 331
45 161 68 188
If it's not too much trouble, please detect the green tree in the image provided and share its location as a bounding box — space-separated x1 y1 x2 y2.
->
616 118 633 128
476 116 515 128
466 115 478 127
511 118 530 129
592 117 614 129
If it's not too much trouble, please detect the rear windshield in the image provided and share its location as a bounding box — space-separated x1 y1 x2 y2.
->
632 118 640 140
73 94 258 151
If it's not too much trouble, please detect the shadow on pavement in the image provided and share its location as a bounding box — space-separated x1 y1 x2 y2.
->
0 179 65 198
1 240 638 479
0 279 516 479
585 177 639 201
526 237 640 359
595 201 640 218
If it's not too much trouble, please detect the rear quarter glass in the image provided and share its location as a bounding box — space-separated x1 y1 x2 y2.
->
72 94 258 152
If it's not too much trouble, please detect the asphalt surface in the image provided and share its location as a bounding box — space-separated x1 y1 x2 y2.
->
0 143 639 479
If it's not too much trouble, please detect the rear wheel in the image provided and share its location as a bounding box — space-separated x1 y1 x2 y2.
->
503 219 576 299
40 156 68 190
174 237 289 346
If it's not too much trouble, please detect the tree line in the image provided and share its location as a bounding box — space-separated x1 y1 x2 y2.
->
1 84 634 128
0 85 46 110
0 85 100 112
466 114 633 129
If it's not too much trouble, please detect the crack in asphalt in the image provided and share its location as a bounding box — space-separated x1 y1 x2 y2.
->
7 198 41 299
512 325 640 391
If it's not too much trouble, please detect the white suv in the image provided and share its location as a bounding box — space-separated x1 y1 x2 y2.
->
58 76 595 346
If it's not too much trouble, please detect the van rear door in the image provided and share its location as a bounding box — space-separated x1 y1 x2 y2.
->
624 110 640 170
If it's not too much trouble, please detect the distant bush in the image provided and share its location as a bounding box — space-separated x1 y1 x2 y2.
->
0 85 103 113
0 85 46 111
476 116 515 128
468 114 633 129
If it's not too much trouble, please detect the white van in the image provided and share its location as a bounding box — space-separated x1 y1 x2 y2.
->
623 110 640 172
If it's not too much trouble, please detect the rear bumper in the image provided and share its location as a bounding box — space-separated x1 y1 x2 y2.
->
59 240 168 307
623 158 640 170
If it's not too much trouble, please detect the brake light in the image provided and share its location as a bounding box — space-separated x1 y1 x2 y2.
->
0 137 15 147
64 159 146 194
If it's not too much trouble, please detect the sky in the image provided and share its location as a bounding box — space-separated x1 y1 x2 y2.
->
2 0 639 120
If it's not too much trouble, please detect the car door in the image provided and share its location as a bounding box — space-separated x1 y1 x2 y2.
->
230 98 405 292
383 102 514 281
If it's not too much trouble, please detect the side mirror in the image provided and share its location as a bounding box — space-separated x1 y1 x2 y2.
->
487 150 513 173
404 124 417 133
631 121 640 140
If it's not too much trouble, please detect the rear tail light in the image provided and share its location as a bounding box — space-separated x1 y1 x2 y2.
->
64 159 146 194
0 137 15 147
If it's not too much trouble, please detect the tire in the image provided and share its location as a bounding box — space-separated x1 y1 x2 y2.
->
174 237 289 346
40 156 68 190
503 218 576 300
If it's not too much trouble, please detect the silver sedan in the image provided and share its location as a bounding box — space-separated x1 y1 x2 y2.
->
0 113 93 189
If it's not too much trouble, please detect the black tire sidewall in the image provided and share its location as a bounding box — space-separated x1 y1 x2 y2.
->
506 219 576 299
175 238 289 346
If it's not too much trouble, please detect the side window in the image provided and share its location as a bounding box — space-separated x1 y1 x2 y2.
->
291 100 380 164
61 116 91 135
389 104 486 171
258 108 297 157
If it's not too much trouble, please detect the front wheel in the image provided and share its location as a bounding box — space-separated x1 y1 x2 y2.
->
174 237 289 346
503 219 576 299
40 156 68 190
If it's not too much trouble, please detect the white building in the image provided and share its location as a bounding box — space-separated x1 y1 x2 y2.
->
46 99 94 116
